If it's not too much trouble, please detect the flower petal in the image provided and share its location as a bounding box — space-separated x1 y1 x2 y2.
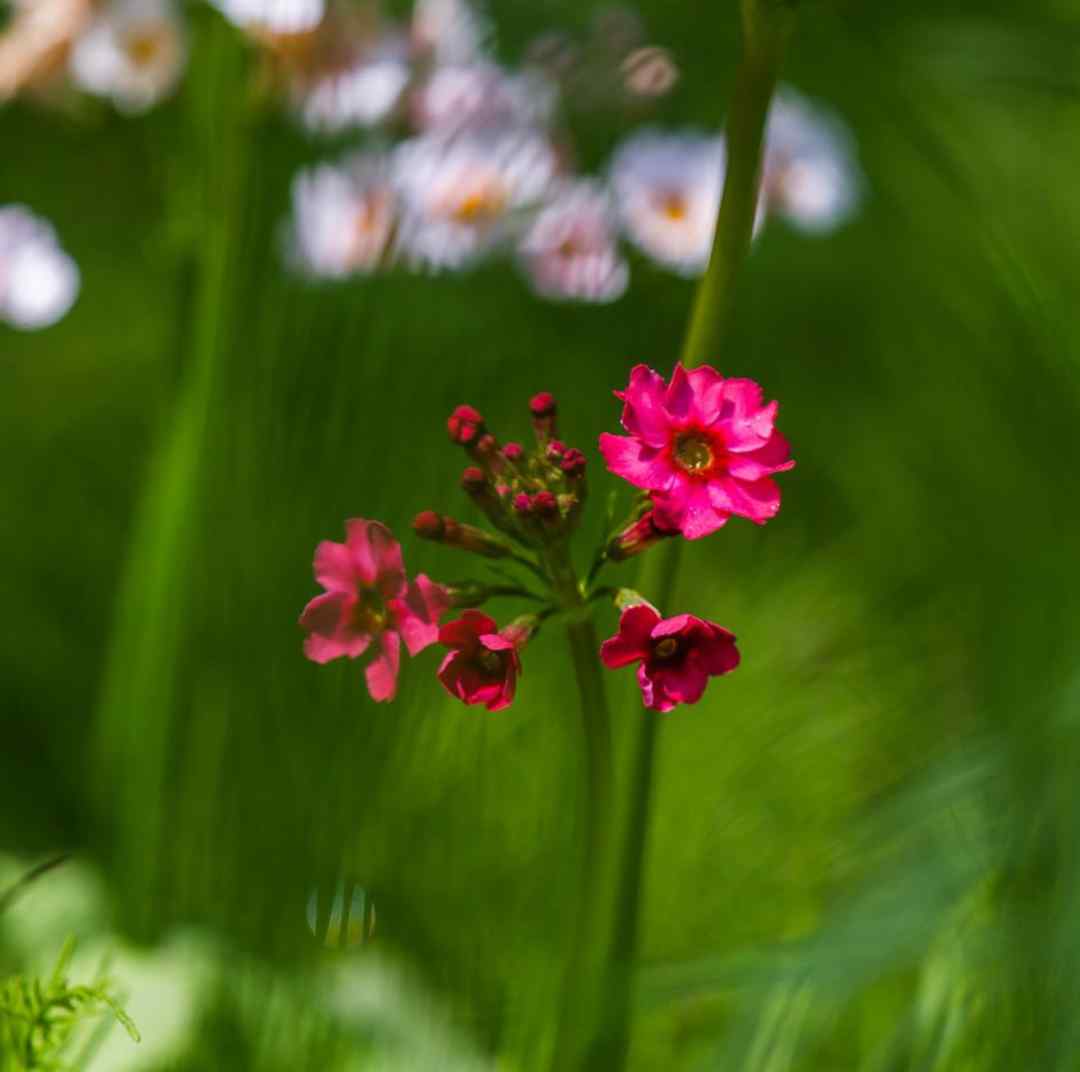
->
365 630 401 702
600 604 660 668
342 519 379 587
619 364 671 447
725 431 794 478
366 520 407 598
697 626 740 675
657 485 728 540
598 433 677 491
313 540 359 593
438 610 497 649
709 476 781 524
393 573 450 655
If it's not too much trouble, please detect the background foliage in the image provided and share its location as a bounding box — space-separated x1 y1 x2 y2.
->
3 0 1080 1068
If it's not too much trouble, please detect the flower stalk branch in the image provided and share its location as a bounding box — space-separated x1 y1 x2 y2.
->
602 3 798 1067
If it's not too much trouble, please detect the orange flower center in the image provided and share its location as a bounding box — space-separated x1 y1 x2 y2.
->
451 182 506 225
124 26 168 68
658 191 687 221
674 433 714 473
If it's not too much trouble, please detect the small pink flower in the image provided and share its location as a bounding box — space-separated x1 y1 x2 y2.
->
600 603 739 712
435 610 523 711
599 363 794 539
299 519 449 702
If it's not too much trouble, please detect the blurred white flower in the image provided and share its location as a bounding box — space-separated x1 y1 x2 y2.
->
410 0 489 66
298 39 410 134
760 86 862 235
518 180 627 303
609 129 725 276
410 61 556 134
0 205 80 331
287 154 396 278
69 0 185 113
392 129 558 272
210 0 325 37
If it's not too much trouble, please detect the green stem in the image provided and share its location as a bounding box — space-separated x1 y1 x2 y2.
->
546 546 616 1072
602 4 796 1066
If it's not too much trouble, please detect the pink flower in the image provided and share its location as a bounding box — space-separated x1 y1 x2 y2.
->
299 519 449 702
435 610 523 711
600 603 740 712
599 363 794 539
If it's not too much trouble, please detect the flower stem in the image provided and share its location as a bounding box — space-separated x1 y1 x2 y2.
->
545 545 616 1072
601 4 797 1066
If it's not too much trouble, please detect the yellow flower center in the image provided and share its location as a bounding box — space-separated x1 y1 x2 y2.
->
351 589 387 635
674 433 714 472
653 637 679 659
477 649 504 676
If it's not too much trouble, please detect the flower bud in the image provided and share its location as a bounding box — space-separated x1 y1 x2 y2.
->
533 490 560 528
512 493 533 515
502 613 540 649
447 405 485 446
461 466 487 493
560 448 586 478
413 510 446 539
413 512 511 559
530 392 557 444
606 510 677 562
546 439 566 461
503 441 524 463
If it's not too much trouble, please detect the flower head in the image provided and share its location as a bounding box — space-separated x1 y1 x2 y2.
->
69 0 185 113
609 130 725 275
297 47 410 135
0 205 80 330
410 61 556 134
599 363 794 539
299 519 448 702
210 0 325 37
518 180 628 304
287 153 396 278
760 86 862 235
391 128 558 271
600 602 739 712
436 610 525 711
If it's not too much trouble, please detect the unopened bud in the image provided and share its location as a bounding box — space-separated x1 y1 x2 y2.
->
533 490 559 520
447 405 485 446
546 439 566 461
606 510 677 562
461 466 487 493
413 510 445 540
503 441 524 463
502 613 540 649
613 588 656 613
512 493 533 515
530 392 557 444
413 511 510 559
560 448 586 478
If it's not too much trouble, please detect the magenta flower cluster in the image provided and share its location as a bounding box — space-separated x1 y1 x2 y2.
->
299 362 793 712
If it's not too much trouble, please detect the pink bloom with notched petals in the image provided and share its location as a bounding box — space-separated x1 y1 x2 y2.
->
599 363 794 540
435 610 523 711
299 519 448 702
600 603 739 712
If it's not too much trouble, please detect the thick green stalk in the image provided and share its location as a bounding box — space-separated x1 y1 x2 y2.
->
602 3 797 1066
546 546 616 1071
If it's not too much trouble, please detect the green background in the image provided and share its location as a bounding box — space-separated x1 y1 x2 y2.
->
3 0 1080 1067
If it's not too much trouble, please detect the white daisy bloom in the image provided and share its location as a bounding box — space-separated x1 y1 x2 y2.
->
760 86 862 235
0 206 80 330
518 180 628 304
609 130 725 276
297 38 410 135
69 0 185 113
410 61 556 134
410 0 489 66
392 128 558 272
209 0 325 37
287 154 396 279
